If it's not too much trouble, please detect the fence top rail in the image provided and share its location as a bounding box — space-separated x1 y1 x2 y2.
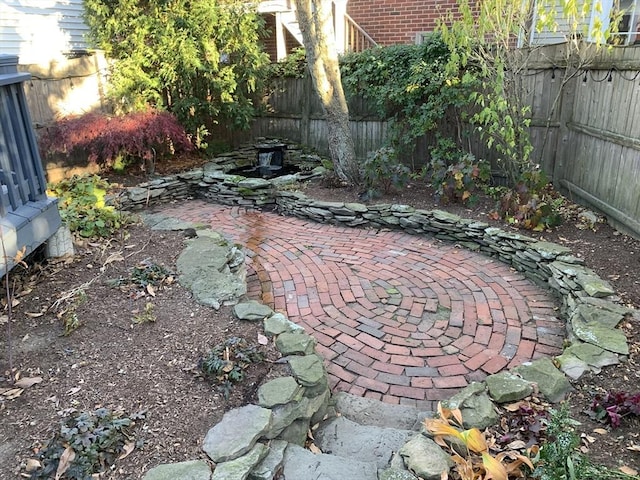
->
524 43 640 70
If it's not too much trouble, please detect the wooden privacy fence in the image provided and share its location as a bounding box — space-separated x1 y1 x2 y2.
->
18 45 639 237
20 51 109 128
245 45 640 238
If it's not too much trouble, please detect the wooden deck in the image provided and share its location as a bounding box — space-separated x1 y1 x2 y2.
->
0 54 60 275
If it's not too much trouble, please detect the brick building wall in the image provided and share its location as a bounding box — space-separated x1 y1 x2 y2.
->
347 0 465 46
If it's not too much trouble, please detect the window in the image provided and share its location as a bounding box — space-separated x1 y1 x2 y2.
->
616 0 640 45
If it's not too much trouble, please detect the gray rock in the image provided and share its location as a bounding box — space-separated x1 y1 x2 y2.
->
443 383 498 429
276 332 317 355
263 313 304 336
378 468 419 480
333 392 429 430
141 212 201 232
530 241 571 259
249 440 288 480
203 405 272 463
212 443 268 480
575 273 615 298
266 390 330 439
572 304 625 329
177 234 246 309
564 342 620 369
233 301 274 321
288 354 325 387
282 443 378 480
277 418 309 445
315 416 414 468
570 312 629 355
485 372 534 403
515 358 572 403
577 297 633 317
398 434 452 480
258 377 303 408
238 178 272 189
556 353 590 380
432 210 461 223
143 460 211 480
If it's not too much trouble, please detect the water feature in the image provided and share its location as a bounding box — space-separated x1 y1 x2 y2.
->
228 142 299 179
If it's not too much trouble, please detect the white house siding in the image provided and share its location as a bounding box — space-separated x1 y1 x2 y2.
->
0 0 90 65
527 0 622 45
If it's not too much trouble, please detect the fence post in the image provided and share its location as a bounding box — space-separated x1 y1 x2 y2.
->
300 75 312 145
551 70 577 186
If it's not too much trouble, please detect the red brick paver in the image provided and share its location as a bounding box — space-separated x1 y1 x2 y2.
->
158 201 563 410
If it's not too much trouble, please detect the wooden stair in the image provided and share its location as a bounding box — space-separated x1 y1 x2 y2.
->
257 0 377 60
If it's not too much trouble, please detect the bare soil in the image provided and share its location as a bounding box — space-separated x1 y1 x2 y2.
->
0 160 638 478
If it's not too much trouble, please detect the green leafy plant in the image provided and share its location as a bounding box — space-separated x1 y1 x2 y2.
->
429 151 490 205
340 38 473 157
130 259 173 289
361 146 410 196
200 337 264 400
425 402 535 480
133 302 156 324
49 175 127 238
32 407 145 479
84 0 269 134
533 403 636 480
498 170 564 231
266 47 307 79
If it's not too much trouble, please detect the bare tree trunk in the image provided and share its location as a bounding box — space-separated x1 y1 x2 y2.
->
294 0 360 185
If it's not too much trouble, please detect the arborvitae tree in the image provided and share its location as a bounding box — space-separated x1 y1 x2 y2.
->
83 0 269 134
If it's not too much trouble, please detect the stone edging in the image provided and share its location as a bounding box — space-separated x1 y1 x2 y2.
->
121 164 635 480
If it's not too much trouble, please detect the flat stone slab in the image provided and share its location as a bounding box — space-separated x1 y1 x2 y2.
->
315 416 414 469
143 460 211 480
203 405 272 463
333 392 429 430
282 443 378 480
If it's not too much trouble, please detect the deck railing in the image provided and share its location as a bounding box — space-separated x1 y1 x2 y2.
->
0 55 48 217
343 13 378 53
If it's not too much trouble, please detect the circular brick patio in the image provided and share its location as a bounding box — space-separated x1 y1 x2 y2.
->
158 200 564 410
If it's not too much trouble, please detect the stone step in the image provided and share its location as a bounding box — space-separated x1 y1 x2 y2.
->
277 394 433 479
281 443 378 480
332 392 431 430
314 416 414 469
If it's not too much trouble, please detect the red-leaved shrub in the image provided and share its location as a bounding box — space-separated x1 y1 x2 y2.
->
39 110 194 168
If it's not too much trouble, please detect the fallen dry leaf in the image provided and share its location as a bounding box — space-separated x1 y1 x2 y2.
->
66 387 82 396
627 443 640 452
25 459 41 472
593 428 609 435
619 466 638 476
307 442 322 454
146 284 156 297
24 310 46 318
55 446 75 480
14 376 43 389
506 440 527 450
503 401 526 412
118 441 135 460
1 388 24 399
